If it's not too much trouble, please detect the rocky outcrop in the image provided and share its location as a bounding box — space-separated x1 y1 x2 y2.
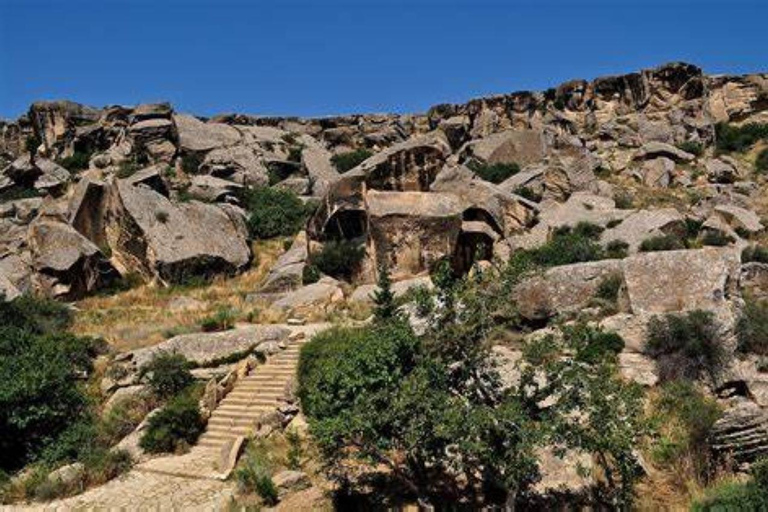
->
710 399 768 465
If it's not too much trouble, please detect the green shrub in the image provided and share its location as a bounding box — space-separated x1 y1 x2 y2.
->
677 141 704 156
468 161 521 184
0 296 98 471
25 134 42 156
595 273 623 303
302 264 320 285
513 185 541 202
330 149 373 173
115 160 141 179
138 352 194 399
692 478 768 511
139 394 204 453
605 239 629 259
308 239 366 281
58 151 91 172
645 310 728 383
240 187 312 239
199 307 237 332
235 442 278 505
287 146 303 163
701 230 733 247
99 394 155 445
715 122 768 153
649 381 721 478
737 298 768 356
286 431 303 470
563 324 625 364
526 222 605 266
180 152 204 174
742 245 768 264
614 191 635 209
756 148 768 173
639 234 685 252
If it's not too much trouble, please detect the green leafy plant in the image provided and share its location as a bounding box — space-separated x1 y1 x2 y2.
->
58 150 92 172
138 352 194 399
595 273 623 303
756 148 768 174
240 187 313 239
605 239 629 259
715 122 768 153
737 298 768 355
372 264 399 322
330 149 373 173
235 442 278 505
301 264 321 285
139 394 204 453
468 161 521 184
199 307 237 332
285 430 303 470
180 152 204 174
308 239 365 281
645 310 728 384
676 141 704 156
525 222 606 266
639 234 685 252
742 245 768 264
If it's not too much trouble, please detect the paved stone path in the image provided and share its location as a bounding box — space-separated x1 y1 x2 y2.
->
7 323 330 511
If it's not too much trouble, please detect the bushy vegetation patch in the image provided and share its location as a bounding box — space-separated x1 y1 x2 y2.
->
692 459 768 511
756 148 768 174
58 150 92 172
138 352 194 399
330 149 373 173
638 233 687 252
139 393 204 454
299 257 646 508
676 141 704 156
736 298 768 355
235 442 279 505
240 187 314 239
307 239 366 281
742 245 768 264
0 296 101 472
715 122 768 153
522 222 607 266
199 307 237 332
645 310 729 384
468 161 521 184
648 381 722 481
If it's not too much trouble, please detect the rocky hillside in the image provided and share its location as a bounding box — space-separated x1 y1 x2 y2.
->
3 61 768 508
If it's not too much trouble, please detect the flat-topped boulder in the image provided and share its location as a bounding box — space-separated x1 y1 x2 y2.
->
129 324 290 369
174 114 241 152
623 247 740 314
599 208 685 253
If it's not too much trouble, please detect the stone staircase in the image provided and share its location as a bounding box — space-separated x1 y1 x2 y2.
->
136 333 311 480
197 336 307 449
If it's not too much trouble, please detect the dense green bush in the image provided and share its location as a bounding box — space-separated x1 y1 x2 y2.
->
58 151 92 172
756 148 768 173
302 263 320 285
330 149 373 173
0 296 99 471
605 239 629 259
736 298 768 355
676 141 704 156
308 239 366 281
563 323 625 364
138 352 194 399
240 187 313 239
139 393 204 453
638 234 685 252
692 458 768 511
468 161 521 184
715 122 768 153
180 152 204 174
701 230 733 247
525 222 605 266
645 310 728 383
742 245 768 264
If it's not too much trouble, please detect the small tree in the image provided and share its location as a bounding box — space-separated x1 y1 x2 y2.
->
372 264 399 322
138 352 194 399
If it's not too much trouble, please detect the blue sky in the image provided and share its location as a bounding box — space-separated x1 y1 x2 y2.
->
1 0 765 119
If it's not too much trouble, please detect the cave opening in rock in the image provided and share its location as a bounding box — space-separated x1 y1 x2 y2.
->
462 207 503 235
452 230 494 276
323 208 368 241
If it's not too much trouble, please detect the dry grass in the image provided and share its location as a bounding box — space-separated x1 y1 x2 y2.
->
72 239 289 351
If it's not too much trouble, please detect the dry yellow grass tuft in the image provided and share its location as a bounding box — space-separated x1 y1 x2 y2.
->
72 238 288 351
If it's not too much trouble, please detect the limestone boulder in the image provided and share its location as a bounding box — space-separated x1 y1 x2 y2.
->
28 219 115 299
709 399 768 465
641 157 674 187
634 141 695 163
741 262 768 300
261 232 308 293
187 175 242 202
298 134 341 197
104 180 251 282
459 129 547 167
174 114 241 153
622 247 740 314
128 325 290 369
200 145 268 186
513 260 625 321
272 277 344 312
714 204 764 235
704 158 740 184
599 208 685 253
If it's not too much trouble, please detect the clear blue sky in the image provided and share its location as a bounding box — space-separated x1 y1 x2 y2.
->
1 0 765 120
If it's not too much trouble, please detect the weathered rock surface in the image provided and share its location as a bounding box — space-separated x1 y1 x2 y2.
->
710 399 768 465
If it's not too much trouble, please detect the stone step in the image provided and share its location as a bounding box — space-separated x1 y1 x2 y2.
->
207 417 259 429
212 408 273 420
219 397 280 408
230 384 286 394
223 389 284 399
215 401 278 412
